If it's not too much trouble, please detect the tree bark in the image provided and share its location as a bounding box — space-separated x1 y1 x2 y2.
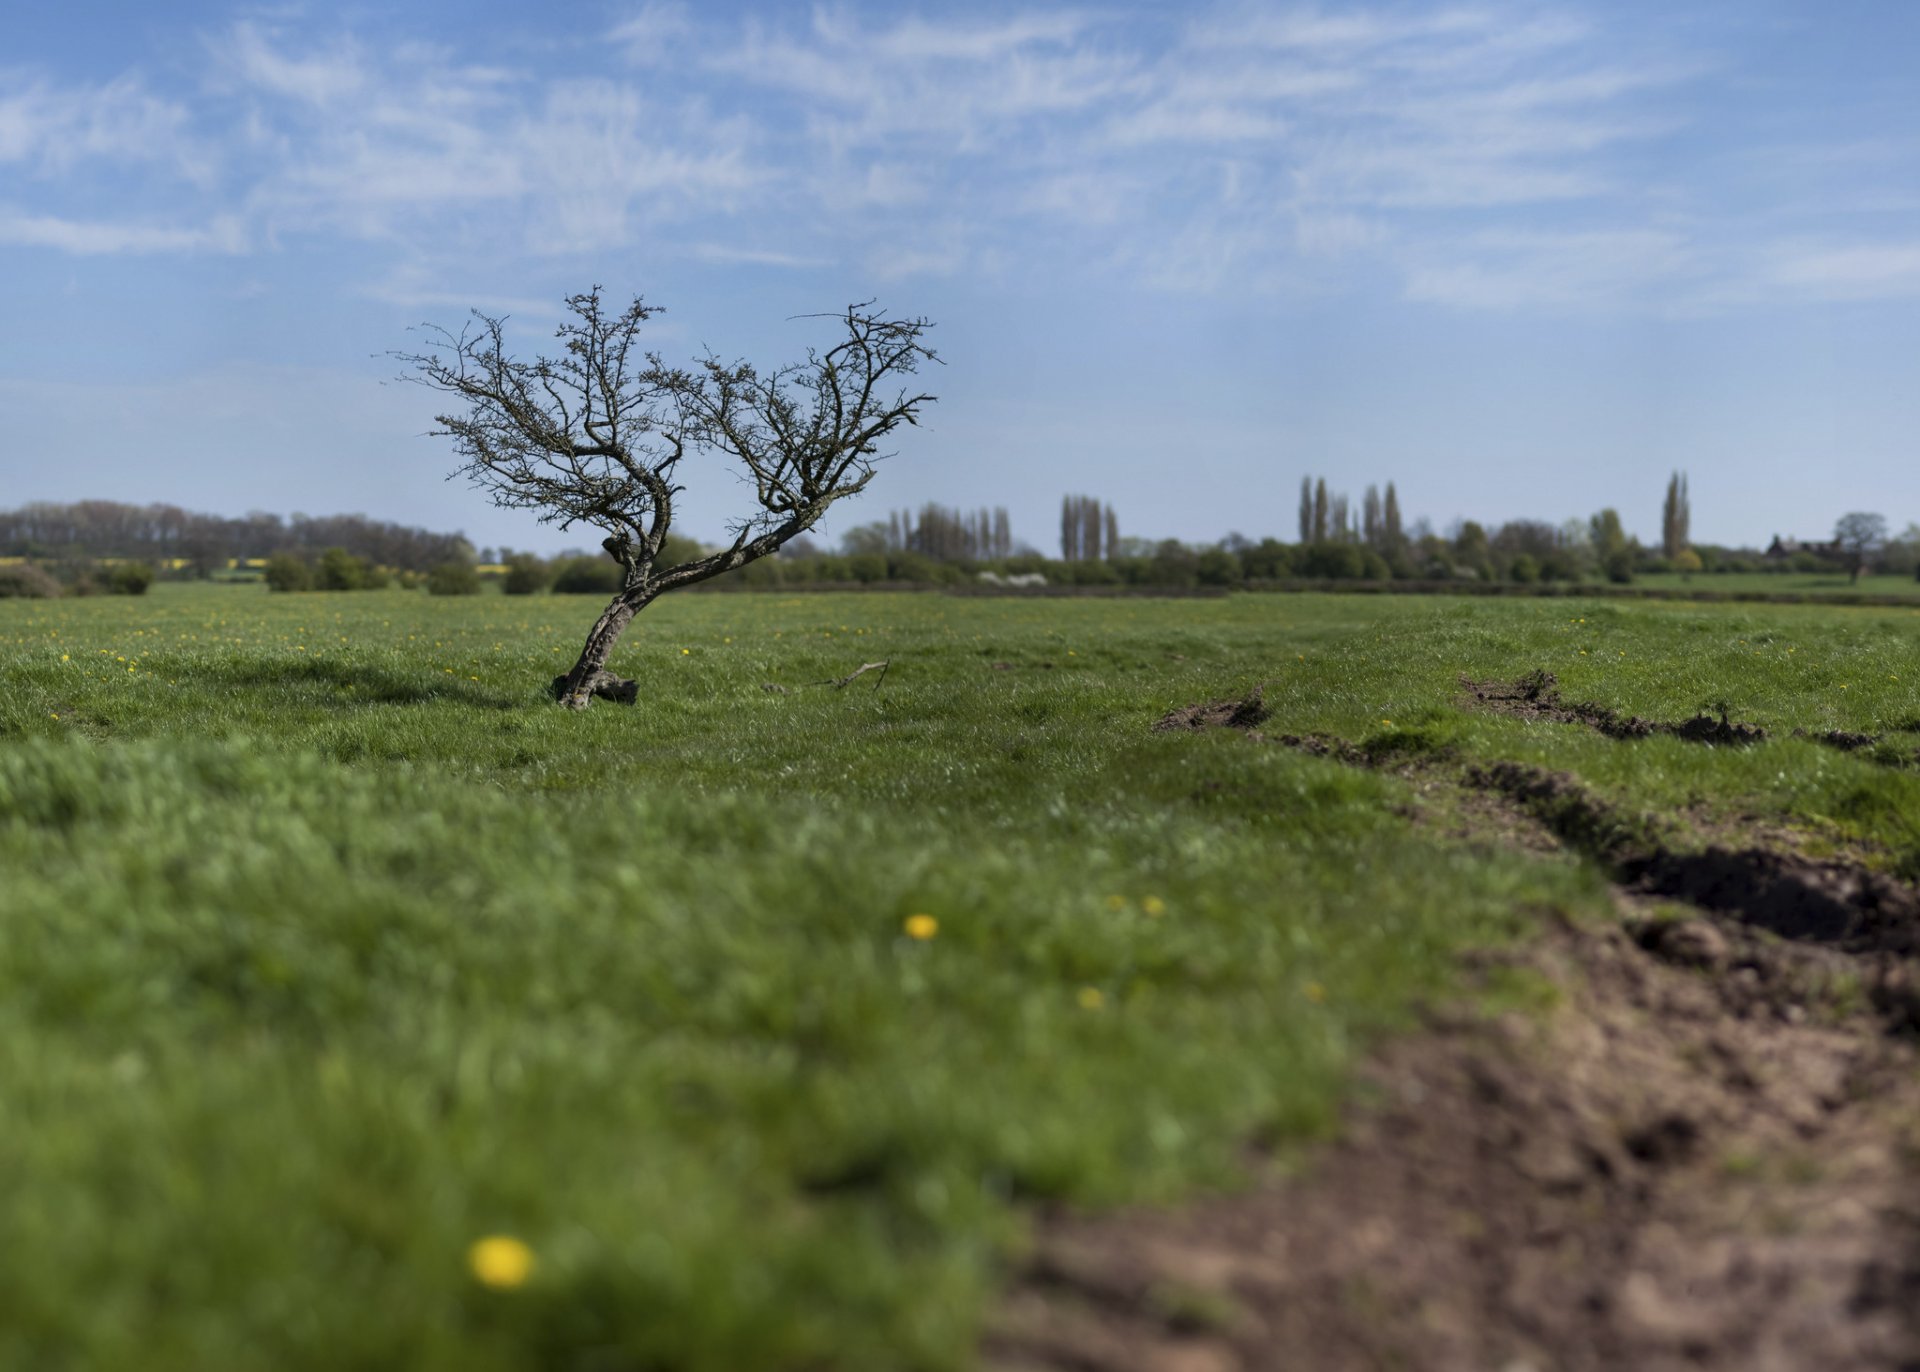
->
555 589 649 709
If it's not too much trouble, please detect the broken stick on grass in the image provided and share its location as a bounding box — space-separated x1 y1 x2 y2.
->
761 660 892 694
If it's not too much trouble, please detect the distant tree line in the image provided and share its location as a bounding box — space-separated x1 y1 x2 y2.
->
13 477 1918 600
0 500 474 573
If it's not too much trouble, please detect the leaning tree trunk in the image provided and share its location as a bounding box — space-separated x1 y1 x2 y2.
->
554 589 651 709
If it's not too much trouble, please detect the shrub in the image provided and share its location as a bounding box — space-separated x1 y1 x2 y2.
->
318 547 370 591
107 562 155 596
502 555 551 595
0 563 61 598
1240 538 1293 580
550 556 621 594
847 552 888 583
1508 554 1540 584
886 551 938 583
1147 540 1199 587
264 554 313 592
426 560 482 596
1538 550 1581 583
1298 542 1364 579
1195 547 1242 587
1063 558 1120 586
1603 549 1635 584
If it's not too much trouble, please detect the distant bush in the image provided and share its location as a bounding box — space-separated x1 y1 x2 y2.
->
502 554 551 595
1196 547 1242 587
318 547 374 591
1241 539 1294 580
1537 550 1581 583
1297 542 1365 579
847 552 888 583
0 563 61 598
551 556 621 594
427 560 482 596
886 550 938 583
1508 554 1540 584
1062 558 1120 586
1603 549 1635 584
1147 540 1200 587
107 562 155 596
264 554 313 592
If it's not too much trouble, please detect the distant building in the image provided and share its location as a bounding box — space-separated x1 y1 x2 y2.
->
1765 535 1840 561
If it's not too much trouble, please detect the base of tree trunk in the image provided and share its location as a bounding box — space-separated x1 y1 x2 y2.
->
551 670 639 707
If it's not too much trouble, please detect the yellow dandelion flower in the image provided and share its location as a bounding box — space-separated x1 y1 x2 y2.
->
681 648 690 655
1305 982 1327 1004
1381 718 1393 727
468 1235 534 1289
1077 986 1105 1011
60 653 69 661
1105 894 1128 912
903 914 938 940
1141 895 1167 918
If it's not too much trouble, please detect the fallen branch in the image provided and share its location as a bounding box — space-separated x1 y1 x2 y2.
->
826 660 890 691
764 659 894 694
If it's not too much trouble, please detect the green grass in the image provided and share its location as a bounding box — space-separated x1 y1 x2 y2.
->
1632 571 1920 599
3 584 1919 1370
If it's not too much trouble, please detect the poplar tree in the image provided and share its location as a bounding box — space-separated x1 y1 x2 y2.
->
1661 472 1691 560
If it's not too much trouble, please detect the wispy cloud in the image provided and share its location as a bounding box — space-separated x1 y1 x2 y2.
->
0 74 209 180
1760 242 1920 300
0 207 244 254
2 3 1912 319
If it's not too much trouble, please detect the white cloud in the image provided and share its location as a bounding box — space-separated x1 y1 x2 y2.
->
686 243 832 268
1403 228 1698 310
0 75 208 180
1761 242 1920 300
609 3 693 64
0 208 244 254
0 3 1900 319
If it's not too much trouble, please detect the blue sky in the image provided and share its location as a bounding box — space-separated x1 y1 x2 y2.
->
2 1 1917 554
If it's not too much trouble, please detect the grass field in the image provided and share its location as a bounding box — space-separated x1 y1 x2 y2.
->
4 584 1920 1370
1631 571 1920 599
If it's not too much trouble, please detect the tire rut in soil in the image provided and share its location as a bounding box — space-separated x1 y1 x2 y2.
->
1463 670 1768 745
995 726 1920 1370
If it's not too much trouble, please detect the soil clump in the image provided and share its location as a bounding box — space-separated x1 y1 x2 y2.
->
1463 671 1768 745
1153 689 1271 734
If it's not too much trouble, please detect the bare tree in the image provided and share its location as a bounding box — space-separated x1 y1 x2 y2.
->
398 288 937 708
1833 511 1888 585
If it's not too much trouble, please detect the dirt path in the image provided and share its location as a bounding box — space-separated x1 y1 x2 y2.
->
989 697 1920 1372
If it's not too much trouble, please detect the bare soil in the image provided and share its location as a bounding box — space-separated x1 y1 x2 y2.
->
1153 689 1272 734
991 726 1920 1372
1463 670 1768 745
